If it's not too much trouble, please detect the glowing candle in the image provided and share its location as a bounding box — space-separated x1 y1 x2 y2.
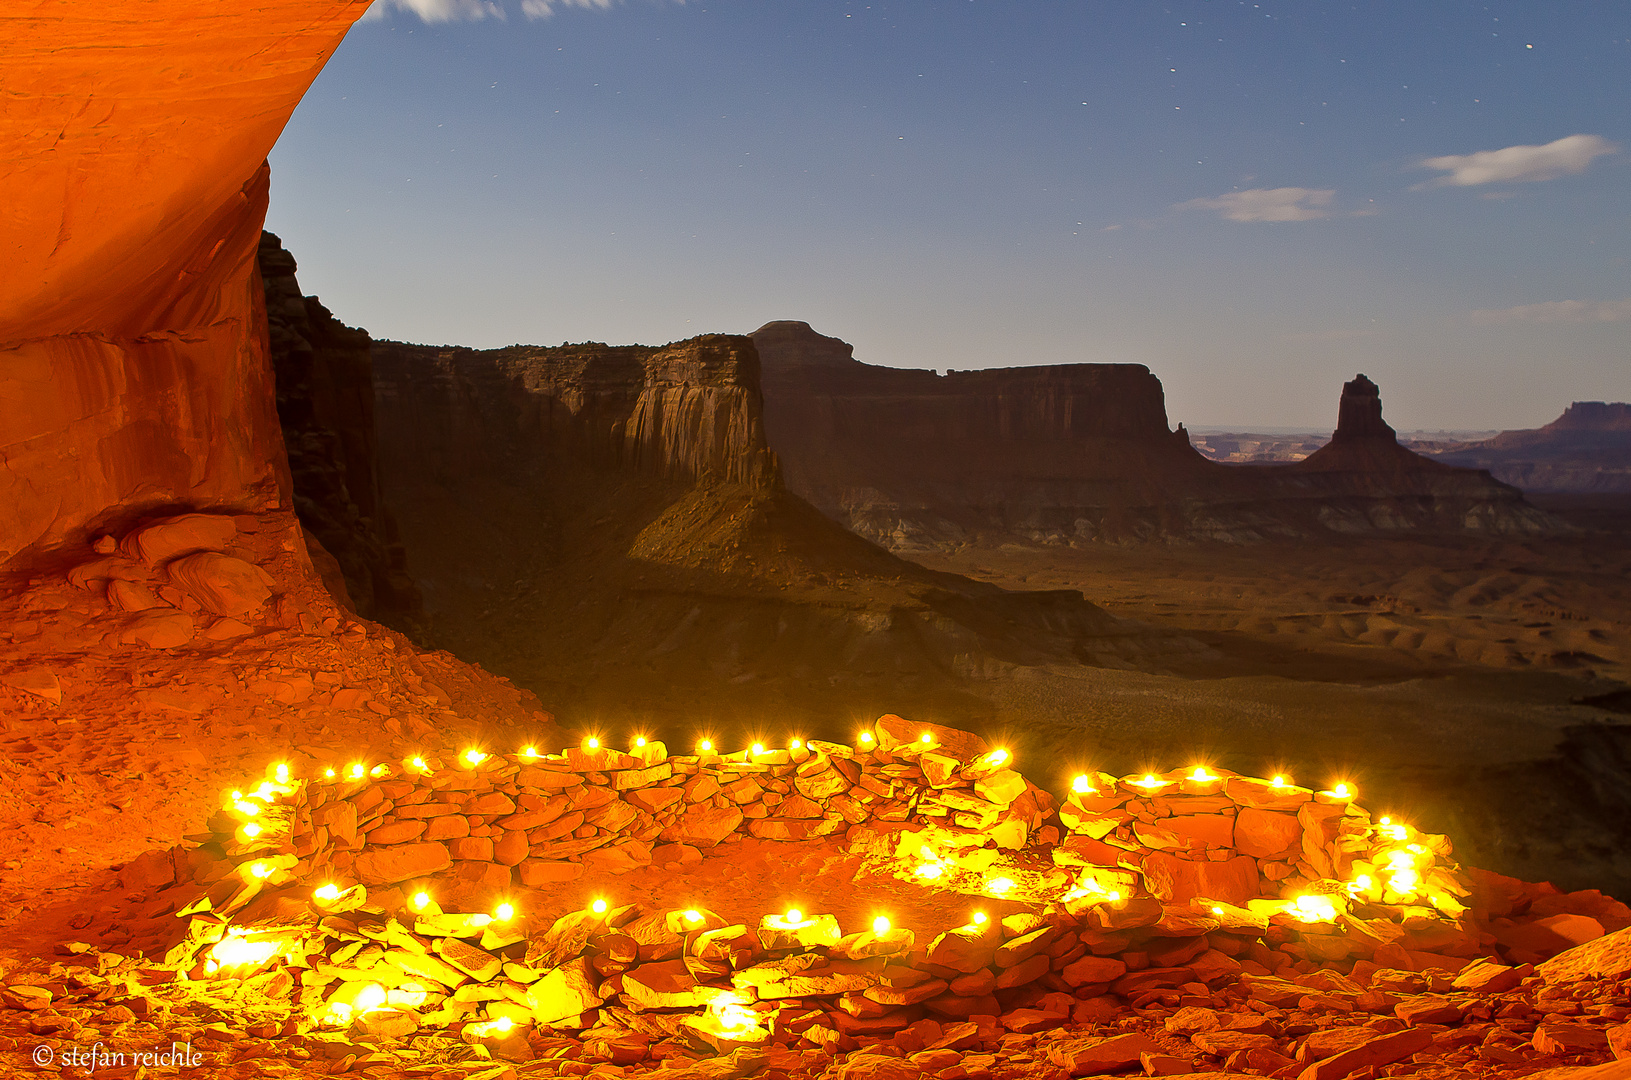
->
635 736 648 748
789 738 803 750
698 739 714 753
584 737 600 751
1289 894 1339 923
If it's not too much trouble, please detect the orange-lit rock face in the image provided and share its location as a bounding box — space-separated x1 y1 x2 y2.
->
1 1 371 341
0 1 372 564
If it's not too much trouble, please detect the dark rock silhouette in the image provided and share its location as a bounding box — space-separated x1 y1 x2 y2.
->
1331 373 1397 443
258 232 426 638
752 323 1557 547
749 320 855 366
1424 401 1631 492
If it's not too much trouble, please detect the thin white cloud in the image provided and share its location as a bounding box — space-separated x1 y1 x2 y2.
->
1175 187 1335 223
1417 134 1616 188
361 0 503 21
361 0 670 20
522 0 617 15
1471 298 1631 325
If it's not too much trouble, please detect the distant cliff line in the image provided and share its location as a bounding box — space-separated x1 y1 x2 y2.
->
1422 401 1631 494
365 323 1557 550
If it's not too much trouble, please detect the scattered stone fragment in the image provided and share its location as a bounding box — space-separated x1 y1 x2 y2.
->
1296 1027 1433 1080
1534 1022 1611 1055
1048 1031 1161 1076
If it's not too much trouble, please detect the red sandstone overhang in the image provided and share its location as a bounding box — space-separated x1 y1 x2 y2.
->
0 1 372 344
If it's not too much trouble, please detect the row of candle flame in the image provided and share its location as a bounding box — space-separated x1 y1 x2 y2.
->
235 748 1361 809
222 754 1418 928
1073 766 1355 801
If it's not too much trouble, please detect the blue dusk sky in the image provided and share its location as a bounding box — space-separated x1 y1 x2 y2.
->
267 0 1629 430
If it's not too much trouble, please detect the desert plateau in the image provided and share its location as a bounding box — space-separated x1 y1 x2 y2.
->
3 4 1630 1080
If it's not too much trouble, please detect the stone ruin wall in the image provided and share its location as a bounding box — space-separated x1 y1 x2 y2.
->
103 713 1631 1060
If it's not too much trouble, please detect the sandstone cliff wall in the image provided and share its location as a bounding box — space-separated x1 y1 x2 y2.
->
373 338 780 490
753 324 1556 548
367 335 1204 721
0 1 371 567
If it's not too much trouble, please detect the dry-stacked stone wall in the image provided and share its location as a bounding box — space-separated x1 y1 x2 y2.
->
284 714 1057 896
